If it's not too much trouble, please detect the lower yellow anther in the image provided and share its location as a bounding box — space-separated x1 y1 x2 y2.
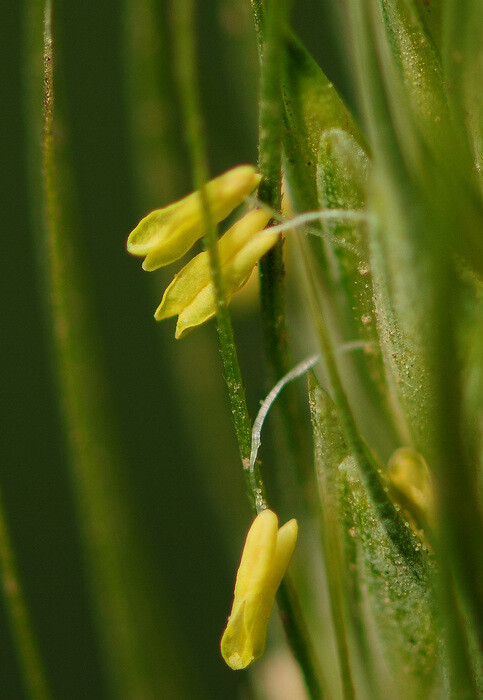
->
221 509 298 670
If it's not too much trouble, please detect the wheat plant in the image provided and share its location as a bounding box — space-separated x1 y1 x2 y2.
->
2 0 482 697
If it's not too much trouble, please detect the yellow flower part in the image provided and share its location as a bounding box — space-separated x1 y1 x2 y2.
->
388 447 434 528
155 208 275 339
221 509 298 670
127 165 261 271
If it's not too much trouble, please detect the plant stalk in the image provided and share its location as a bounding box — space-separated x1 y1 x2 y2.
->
0 491 52 700
251 0 314 496
170 0 259 503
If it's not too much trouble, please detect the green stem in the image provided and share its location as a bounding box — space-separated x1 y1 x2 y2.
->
252 0 314 490
170 0 258 503
248 4 325 696
277 578 324 700
0 491 52 700
254 0 289 380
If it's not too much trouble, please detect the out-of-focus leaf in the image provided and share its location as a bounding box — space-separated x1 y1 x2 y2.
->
370 0 482 273
459 273 483 477
309 373 439 698
316 129 405 449
341 0 483 674
412 0 442 55
442 0 483 179
281 35 405 456
335 1 446 453
122 0 186 207
30 2 187 697
373 0 448 158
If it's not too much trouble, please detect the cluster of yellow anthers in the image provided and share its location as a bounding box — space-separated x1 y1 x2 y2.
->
127 165 277 339
221 509 298 670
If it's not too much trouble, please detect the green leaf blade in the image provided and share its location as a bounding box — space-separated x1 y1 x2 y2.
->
309 372 439 698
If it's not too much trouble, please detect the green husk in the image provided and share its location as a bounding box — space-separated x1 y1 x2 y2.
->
309 373 438 698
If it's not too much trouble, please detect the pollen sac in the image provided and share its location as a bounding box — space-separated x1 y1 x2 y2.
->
155 208 275 338
221 509 298 670
388 447 434 529
126 165 261 270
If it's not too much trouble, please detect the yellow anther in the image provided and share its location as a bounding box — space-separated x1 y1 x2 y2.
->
155 208 275 338
221 509 298 670
127 165 261 270
388 447 433 528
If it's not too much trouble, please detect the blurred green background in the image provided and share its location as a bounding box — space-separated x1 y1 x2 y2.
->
2 1 352 697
